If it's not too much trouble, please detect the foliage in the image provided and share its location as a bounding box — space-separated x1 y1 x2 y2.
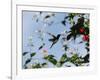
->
23 12 90 69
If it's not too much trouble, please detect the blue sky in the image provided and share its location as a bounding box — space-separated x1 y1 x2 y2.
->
22 11 89 68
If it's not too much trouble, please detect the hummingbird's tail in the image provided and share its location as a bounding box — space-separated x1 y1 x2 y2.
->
50 43 54 49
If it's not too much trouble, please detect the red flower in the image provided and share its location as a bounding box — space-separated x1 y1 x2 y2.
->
79 28 85 33
83 35 89 41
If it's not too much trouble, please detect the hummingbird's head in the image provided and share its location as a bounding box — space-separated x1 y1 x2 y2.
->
57 34 61 38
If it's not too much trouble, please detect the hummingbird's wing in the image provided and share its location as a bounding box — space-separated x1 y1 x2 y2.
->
49 38 55 42
47 32 56 38
50 38 58 48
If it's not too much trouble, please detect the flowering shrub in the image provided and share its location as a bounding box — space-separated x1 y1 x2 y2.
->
22 12 89 69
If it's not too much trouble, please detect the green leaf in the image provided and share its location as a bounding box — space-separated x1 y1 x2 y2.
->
85 47 89 52
60 53 67 63
84 27 89 35
30 52 36 57
63 45 68 51
25 59 31 64
67 33 72 40
44 15 51 19
32 63 41 68
44 55 54 59
73 34 77 41
42 63 47 66
49 58 57 65
44 55 57 65
61 20 66 26
64 16 69 19
86 42 89 46
70 54 79 62
59 53 68 66
23 52 28 56
82 54 89 63
69 13 75 19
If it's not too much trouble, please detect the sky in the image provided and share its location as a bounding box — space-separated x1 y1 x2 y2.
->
22 11 89 68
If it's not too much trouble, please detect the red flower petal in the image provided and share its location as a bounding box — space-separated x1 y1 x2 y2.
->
83 35 89 41
79 28 85 33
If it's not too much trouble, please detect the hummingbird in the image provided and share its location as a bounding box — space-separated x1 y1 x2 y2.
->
47 32 61 48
